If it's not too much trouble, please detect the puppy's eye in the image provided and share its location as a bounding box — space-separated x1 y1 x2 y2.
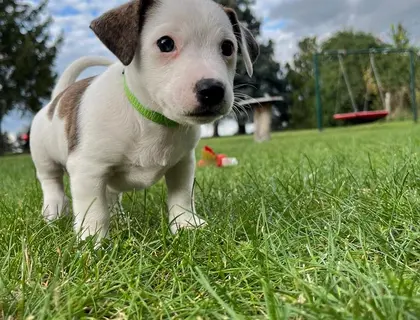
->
221 40 234 57
157 36 175 53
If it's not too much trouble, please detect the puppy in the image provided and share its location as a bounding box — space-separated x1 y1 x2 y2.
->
30 0 259 243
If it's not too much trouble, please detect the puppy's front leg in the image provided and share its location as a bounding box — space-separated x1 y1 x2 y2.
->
67 160 110 242
165 151 206 234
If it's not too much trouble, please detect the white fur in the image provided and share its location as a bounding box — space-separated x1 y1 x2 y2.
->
30 0 256 244
51 56 113 99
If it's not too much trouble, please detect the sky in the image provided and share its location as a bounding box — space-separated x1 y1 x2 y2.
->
4 0 420 135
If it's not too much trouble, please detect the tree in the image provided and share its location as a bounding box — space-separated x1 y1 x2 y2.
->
284 37 319 128
0 0 62 154
386 23 420 118
390 23 410 49
214 0 286 135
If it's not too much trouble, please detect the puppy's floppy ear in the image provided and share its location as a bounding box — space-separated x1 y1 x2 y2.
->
224 7 259 77
90 0 154 66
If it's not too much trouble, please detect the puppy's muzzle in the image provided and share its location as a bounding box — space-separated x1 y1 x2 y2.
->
192 78 225 116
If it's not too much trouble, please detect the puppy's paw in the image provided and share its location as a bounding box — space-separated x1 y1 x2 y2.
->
42 206 60 222
170 214 207 234
42 196 69 222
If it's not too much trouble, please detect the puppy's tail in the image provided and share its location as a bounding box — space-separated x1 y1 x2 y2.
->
51 56 113 99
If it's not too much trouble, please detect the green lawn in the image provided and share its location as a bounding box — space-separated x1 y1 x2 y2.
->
1 121 420 319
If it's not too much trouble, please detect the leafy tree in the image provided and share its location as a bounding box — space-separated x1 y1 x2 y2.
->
284 37 319 128
386 23 420 118
0 0 62 154
214 0 286 135
390 23 410 49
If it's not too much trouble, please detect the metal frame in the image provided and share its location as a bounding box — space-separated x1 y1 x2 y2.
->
313 48 418 131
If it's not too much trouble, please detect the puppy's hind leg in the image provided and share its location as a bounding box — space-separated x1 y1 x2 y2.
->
34 161 69 222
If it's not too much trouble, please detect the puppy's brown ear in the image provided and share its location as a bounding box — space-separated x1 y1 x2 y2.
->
224 7 259 77
90 0 153 66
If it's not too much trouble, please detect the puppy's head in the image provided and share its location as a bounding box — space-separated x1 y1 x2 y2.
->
90 0 259 125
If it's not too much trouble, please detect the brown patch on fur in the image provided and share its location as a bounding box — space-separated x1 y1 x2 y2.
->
47 91 65 120
57 77 95 152
223 7 259 63
89 0 155 66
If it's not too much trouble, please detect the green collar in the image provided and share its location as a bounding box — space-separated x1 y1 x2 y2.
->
123 72 179 128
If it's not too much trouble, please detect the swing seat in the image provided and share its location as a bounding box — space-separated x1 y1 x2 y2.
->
333 110 389 124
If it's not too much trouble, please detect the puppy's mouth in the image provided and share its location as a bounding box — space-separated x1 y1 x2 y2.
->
184 107 226 124
187 109 222 117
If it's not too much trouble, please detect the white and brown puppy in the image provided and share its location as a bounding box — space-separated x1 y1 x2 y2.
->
30 0 259 243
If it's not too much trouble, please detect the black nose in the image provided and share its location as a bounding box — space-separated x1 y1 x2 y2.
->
195 79 225 108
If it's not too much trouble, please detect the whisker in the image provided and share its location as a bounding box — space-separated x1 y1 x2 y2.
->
233 82 258 91
230 107 240 122
234 83 252 90
232 102 252 123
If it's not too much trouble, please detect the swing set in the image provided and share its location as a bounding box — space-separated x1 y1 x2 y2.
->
333 52 389 123
313 48 418 131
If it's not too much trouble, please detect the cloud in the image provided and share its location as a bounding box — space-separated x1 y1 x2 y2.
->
256 0 420 63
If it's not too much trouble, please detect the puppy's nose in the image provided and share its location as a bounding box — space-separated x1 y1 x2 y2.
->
195 79 225 107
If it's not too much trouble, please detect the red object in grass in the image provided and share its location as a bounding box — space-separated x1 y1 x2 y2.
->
197 146 238 167
203 146 216 156
216 154 227 167
333 110 389 123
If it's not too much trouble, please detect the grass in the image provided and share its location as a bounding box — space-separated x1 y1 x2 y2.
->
1 121 420 319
